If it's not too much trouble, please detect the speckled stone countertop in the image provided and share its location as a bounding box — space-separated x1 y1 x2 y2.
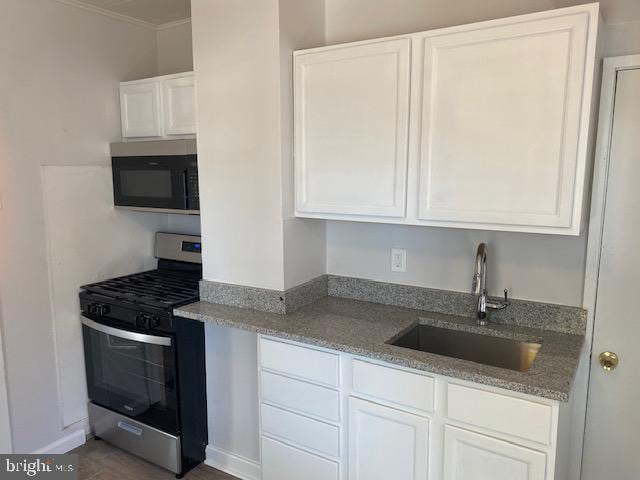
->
175 297 584 402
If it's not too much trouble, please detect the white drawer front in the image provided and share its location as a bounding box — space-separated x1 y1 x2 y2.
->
447 383 553 444
352 359 434 412
261 403 340 458
261 371 340 422
260 337 340 386
262 436 340 480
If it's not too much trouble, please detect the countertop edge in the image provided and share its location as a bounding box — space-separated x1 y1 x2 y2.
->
176 306 576 402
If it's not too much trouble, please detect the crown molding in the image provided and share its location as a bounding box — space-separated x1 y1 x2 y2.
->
53 0 191 31
157 18 192 31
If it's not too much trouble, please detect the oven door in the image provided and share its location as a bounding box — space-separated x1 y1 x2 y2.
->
112 156 188 210
82 317 179 434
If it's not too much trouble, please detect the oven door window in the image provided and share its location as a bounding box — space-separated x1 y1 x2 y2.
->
112 156 188 210
82 321 179 434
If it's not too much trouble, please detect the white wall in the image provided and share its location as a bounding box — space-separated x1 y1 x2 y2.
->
279 0 327 289
0 0 159 453
193 0 287 290
603 21 640 56
327 223 587 305
205 325 260 468
192 0 325 291
192 1 325 474
157 20 194 75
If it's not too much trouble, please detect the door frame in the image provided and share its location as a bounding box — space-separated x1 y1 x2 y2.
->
0 316 13 453
579 54 640 478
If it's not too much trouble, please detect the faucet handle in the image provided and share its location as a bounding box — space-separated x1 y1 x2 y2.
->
485 289 509 313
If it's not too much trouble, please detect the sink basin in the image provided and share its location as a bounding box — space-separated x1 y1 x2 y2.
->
389 324 541 372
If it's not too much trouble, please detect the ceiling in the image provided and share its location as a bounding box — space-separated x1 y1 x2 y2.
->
72 0 191 26
69 0 640 27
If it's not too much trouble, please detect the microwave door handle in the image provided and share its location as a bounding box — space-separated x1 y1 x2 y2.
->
81 317 171 347
182 169 189 208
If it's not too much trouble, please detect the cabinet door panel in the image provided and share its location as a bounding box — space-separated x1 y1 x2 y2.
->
444 426 546 480
348 397 428 480
417 12 589 231
295 39 411 217
120 81 162 138
163 74 196 135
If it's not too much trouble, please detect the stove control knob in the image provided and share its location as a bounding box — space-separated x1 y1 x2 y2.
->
150 316 161 329
135 314 150 329
95 304 110 317
86 304 97 315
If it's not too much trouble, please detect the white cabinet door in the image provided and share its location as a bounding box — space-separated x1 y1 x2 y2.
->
120 80 162 138
416 10 592 234
443 426 546 480
162 73 196 135
294 38 411 218
348 397 429 480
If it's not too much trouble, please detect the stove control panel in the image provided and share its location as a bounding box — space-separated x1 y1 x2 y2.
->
135 313 161 330
86 303 111 317
80 293 174 333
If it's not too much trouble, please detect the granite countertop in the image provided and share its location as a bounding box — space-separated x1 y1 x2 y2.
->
175 296 584 402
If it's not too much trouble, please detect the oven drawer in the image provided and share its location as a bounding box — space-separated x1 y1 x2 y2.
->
89 402 181 473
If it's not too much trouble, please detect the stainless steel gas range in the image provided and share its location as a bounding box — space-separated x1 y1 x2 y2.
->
79 233 206 478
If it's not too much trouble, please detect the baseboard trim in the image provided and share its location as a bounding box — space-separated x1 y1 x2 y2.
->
33 428 86 454
205 445 261 480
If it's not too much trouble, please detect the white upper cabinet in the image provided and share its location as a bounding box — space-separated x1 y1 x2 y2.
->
162 73 196 136
120 72 196 139
120 80 162 138
294 39 411 217
293 4 599 235
416 10 594 234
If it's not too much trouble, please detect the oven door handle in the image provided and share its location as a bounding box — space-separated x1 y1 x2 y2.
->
81 317 172 347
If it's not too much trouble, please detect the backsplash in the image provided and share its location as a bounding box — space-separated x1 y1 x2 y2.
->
328 275 586 335
200 274 586 335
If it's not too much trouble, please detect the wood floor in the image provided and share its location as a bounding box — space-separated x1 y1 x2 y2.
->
72 439 239 480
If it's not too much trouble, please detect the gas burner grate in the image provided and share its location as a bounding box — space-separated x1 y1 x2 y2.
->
81 270 200 309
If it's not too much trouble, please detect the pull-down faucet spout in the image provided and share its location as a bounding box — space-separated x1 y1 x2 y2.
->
472 243 509 326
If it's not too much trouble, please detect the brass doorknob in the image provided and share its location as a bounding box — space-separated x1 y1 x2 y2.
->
599 351 619 371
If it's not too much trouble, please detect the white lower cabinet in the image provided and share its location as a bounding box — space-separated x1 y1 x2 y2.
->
443 426 547 480
262 436 339 480
257 336 564 480
348 397 429 480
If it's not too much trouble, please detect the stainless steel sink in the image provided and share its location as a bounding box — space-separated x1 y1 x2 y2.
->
389 324 541 372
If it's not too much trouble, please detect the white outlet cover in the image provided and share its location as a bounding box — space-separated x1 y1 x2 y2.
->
391 248 407 272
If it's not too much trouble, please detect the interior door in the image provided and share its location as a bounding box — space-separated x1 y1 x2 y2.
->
582 66 640 479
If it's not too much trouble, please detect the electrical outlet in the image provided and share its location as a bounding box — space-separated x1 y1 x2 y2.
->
391 248 406 272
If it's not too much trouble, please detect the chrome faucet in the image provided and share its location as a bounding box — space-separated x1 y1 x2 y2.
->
472 243 509 326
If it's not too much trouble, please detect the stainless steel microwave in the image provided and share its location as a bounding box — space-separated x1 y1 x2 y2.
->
111 140 199 214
